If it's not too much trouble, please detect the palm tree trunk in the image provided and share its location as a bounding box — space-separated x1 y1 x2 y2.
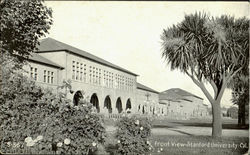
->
211 101 222 138
238 102 246 126
238 104 242 125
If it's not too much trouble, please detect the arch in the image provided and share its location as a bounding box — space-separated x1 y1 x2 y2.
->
104 96 112 113
142 105 145 114
126 98 132 110
73 91 83 106
90 93 100 113
116 97 123 113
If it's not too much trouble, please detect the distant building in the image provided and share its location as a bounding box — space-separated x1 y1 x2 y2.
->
227 106 238 119
159 88 209 119
221 107 228 117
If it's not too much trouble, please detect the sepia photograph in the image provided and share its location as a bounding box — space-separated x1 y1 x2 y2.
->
0 0 249 154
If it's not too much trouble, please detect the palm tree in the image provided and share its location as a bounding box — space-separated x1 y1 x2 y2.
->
161 12 249 138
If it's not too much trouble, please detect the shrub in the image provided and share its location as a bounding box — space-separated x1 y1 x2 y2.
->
37 100 107 155
115 115 152 155
0 67 106 154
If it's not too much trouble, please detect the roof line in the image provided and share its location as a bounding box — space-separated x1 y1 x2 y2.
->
161 88 204 100
137 82 159 94
181 98 193 102
36 49 138 76
137 87 159 94
28 59 64 69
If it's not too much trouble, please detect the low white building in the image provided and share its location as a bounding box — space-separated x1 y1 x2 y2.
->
159 88 209 119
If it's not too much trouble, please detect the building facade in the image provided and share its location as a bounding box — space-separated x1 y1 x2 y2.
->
24 38 160 116
136 83 164 116
24 38 209 118
159 88 209 119
23 53 64 94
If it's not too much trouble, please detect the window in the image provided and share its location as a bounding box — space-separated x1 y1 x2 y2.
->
96 68 98 84
47 71 50 83
84 72 86 82
51 72 54 84
80 71 83 81
44 70 46 82
84 64 87 82
76 71 79 80
76 62 79 80
34 68 37 81
72 61 75 79
111 73 113 88
30 67 37 81
93 70 96 84
30 67 33 78
43 70 54 84
99 72 101 84
80 63 83 81
89 66 92 83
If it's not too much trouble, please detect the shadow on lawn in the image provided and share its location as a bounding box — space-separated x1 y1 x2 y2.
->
168 128 194 136
171 122 249 130
153 122 249 130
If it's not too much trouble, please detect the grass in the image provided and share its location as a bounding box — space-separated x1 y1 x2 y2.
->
152 117 249 130
105 117 249 129
103 117 249 155
150 135 248 155
103 132 249 155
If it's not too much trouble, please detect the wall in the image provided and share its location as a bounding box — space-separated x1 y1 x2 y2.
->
135 89 160 115
184 96 209 117
65 53 138 114
37 51 67 84
160 96 209 119
23 61 61 94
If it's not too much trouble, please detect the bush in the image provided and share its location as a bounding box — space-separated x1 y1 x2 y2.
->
37 100 107 155
115 115 152 155
0 67 106 154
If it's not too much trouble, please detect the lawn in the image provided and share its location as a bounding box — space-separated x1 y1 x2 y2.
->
152 117 249 129
150 135 248 155
104 130 248 155
103 117 249 155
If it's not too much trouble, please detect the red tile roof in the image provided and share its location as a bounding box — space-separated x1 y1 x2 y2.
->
36 38 138 76
137 82 159 94
159 88 203 102
162 88 203 100
28 53 64 69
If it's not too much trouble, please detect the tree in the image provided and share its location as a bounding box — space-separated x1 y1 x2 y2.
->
161 12 249 138
0 0 53 65
231 74 249 126
227 106 238 119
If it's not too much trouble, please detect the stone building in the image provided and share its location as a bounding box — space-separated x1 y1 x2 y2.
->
24 38 210 118
23 52 64 93
159 88 209 119
136 83 163 116
24 37 161 116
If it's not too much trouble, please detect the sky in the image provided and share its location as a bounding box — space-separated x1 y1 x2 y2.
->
44 1 249 108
